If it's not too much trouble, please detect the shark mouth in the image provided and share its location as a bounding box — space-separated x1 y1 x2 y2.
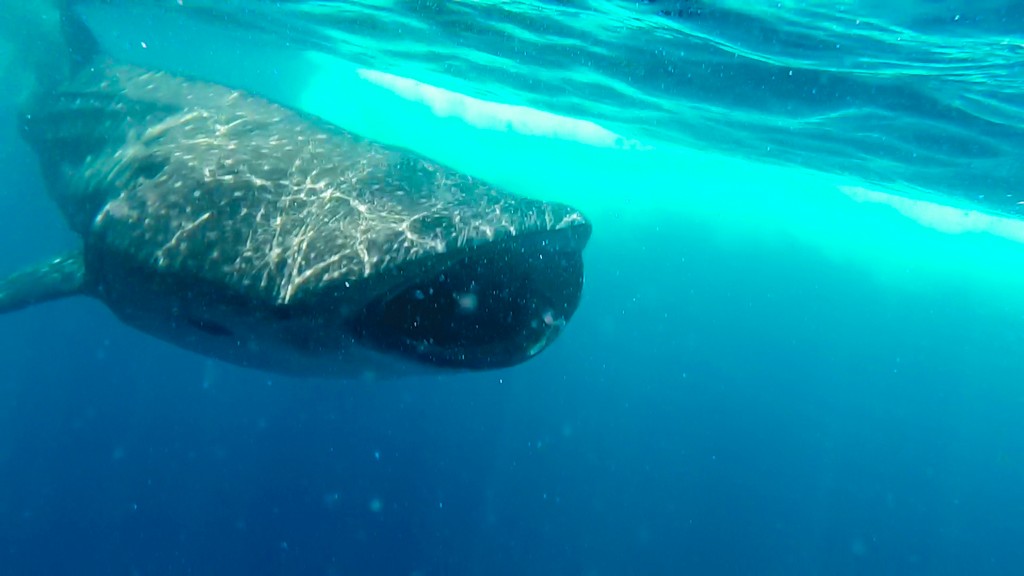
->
350 227 589 370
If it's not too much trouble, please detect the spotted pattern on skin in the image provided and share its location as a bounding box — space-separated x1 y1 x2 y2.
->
20 60 587 307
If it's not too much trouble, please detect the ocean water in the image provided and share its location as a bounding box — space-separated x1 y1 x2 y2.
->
1 1 1024 575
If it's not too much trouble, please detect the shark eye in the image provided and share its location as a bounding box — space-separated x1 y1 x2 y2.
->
407 214 456 239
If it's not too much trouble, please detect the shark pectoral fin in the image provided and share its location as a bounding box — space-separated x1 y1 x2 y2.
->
0 252 88 314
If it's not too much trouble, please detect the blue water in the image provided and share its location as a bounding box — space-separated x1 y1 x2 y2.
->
70 0 1024 212
2 1 1024 575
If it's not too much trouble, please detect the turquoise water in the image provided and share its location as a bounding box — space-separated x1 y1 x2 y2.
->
2 2 1024 574
74 0 1024 203
70 1 1024 304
